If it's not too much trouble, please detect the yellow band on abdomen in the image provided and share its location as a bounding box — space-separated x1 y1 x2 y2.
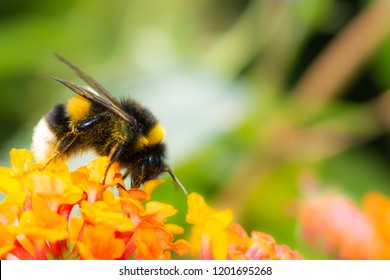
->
67 96 91 122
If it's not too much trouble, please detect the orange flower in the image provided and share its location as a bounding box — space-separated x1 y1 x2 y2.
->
30 173 83 212
0 149 190 260
132 221 189 260
363 191 390 259
0 148 302 260
7 195 69 259
120 188 191 260
72 157 123 203
11 195 69 242
79 200 134 232
186 193 302 260
77 225 125 260
0 223 16 259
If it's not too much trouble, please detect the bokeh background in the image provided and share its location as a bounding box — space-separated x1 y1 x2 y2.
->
1 0 390 259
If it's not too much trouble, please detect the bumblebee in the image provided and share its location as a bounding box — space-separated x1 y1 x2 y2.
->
32 54 187 194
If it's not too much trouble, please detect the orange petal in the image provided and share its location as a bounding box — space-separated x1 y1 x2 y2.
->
80 201 134 232
275 244 304 260
69 217 84 244
143 180 163 200
0 223 16 259
170 239 191 256
77 226 125 260
71 170 106 203
245 232 276 260
85 157 110 183
102 189 122 211
11 210 69 242
30 173 83 211
8 195 69 243
142 201 178 222
227 223 249 248
165 224 184 235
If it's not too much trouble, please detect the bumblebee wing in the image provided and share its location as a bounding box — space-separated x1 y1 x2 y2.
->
48 75 137 125
53 53 123 109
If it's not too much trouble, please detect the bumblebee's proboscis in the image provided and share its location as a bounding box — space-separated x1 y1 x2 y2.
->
32 54 187 195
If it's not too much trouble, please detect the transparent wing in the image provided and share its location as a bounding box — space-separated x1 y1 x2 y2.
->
48 75 137 125
54 53 122 108
49 54 137 126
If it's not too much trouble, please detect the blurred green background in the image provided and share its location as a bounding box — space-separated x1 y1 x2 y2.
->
1 0 390 259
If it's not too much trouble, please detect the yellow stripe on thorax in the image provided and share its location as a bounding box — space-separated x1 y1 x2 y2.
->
67 96 91 121
137 123 165 149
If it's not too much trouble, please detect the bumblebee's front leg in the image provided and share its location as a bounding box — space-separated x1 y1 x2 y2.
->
39 113 107 171
39 132 77 171
102 140 127 184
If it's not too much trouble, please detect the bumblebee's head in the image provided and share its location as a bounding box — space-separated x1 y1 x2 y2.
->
130 144 187 195
131 146 165 189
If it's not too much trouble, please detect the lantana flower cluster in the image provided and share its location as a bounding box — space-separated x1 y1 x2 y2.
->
0 149 302 260
298 185 390 259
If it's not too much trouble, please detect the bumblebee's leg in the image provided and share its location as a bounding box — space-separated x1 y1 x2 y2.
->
103 140 127 184
40 113 108 171
39 132 78 171
73 112 109 133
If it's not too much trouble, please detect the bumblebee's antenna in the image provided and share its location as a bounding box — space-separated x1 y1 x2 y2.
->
165 168 188 196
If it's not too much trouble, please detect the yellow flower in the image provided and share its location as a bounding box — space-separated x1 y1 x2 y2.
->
186 193 233 259
0 166 26 214
186 193 302 260
10 149 37 177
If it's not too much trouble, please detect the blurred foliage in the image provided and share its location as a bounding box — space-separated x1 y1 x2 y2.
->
1 0 390 259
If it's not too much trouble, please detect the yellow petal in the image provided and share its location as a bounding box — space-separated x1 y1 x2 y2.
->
10 149 34 175
0 202 20 225
69 217 84 244
142 201 178 221
211 232 229 260
165 224 184 235
0 223 16 258
30 173 83 211
80 201 134 232
0 170 24 195
21 210 69 242
186 192 213 225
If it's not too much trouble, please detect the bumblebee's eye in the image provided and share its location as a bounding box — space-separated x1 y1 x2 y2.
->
147 154 160 167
